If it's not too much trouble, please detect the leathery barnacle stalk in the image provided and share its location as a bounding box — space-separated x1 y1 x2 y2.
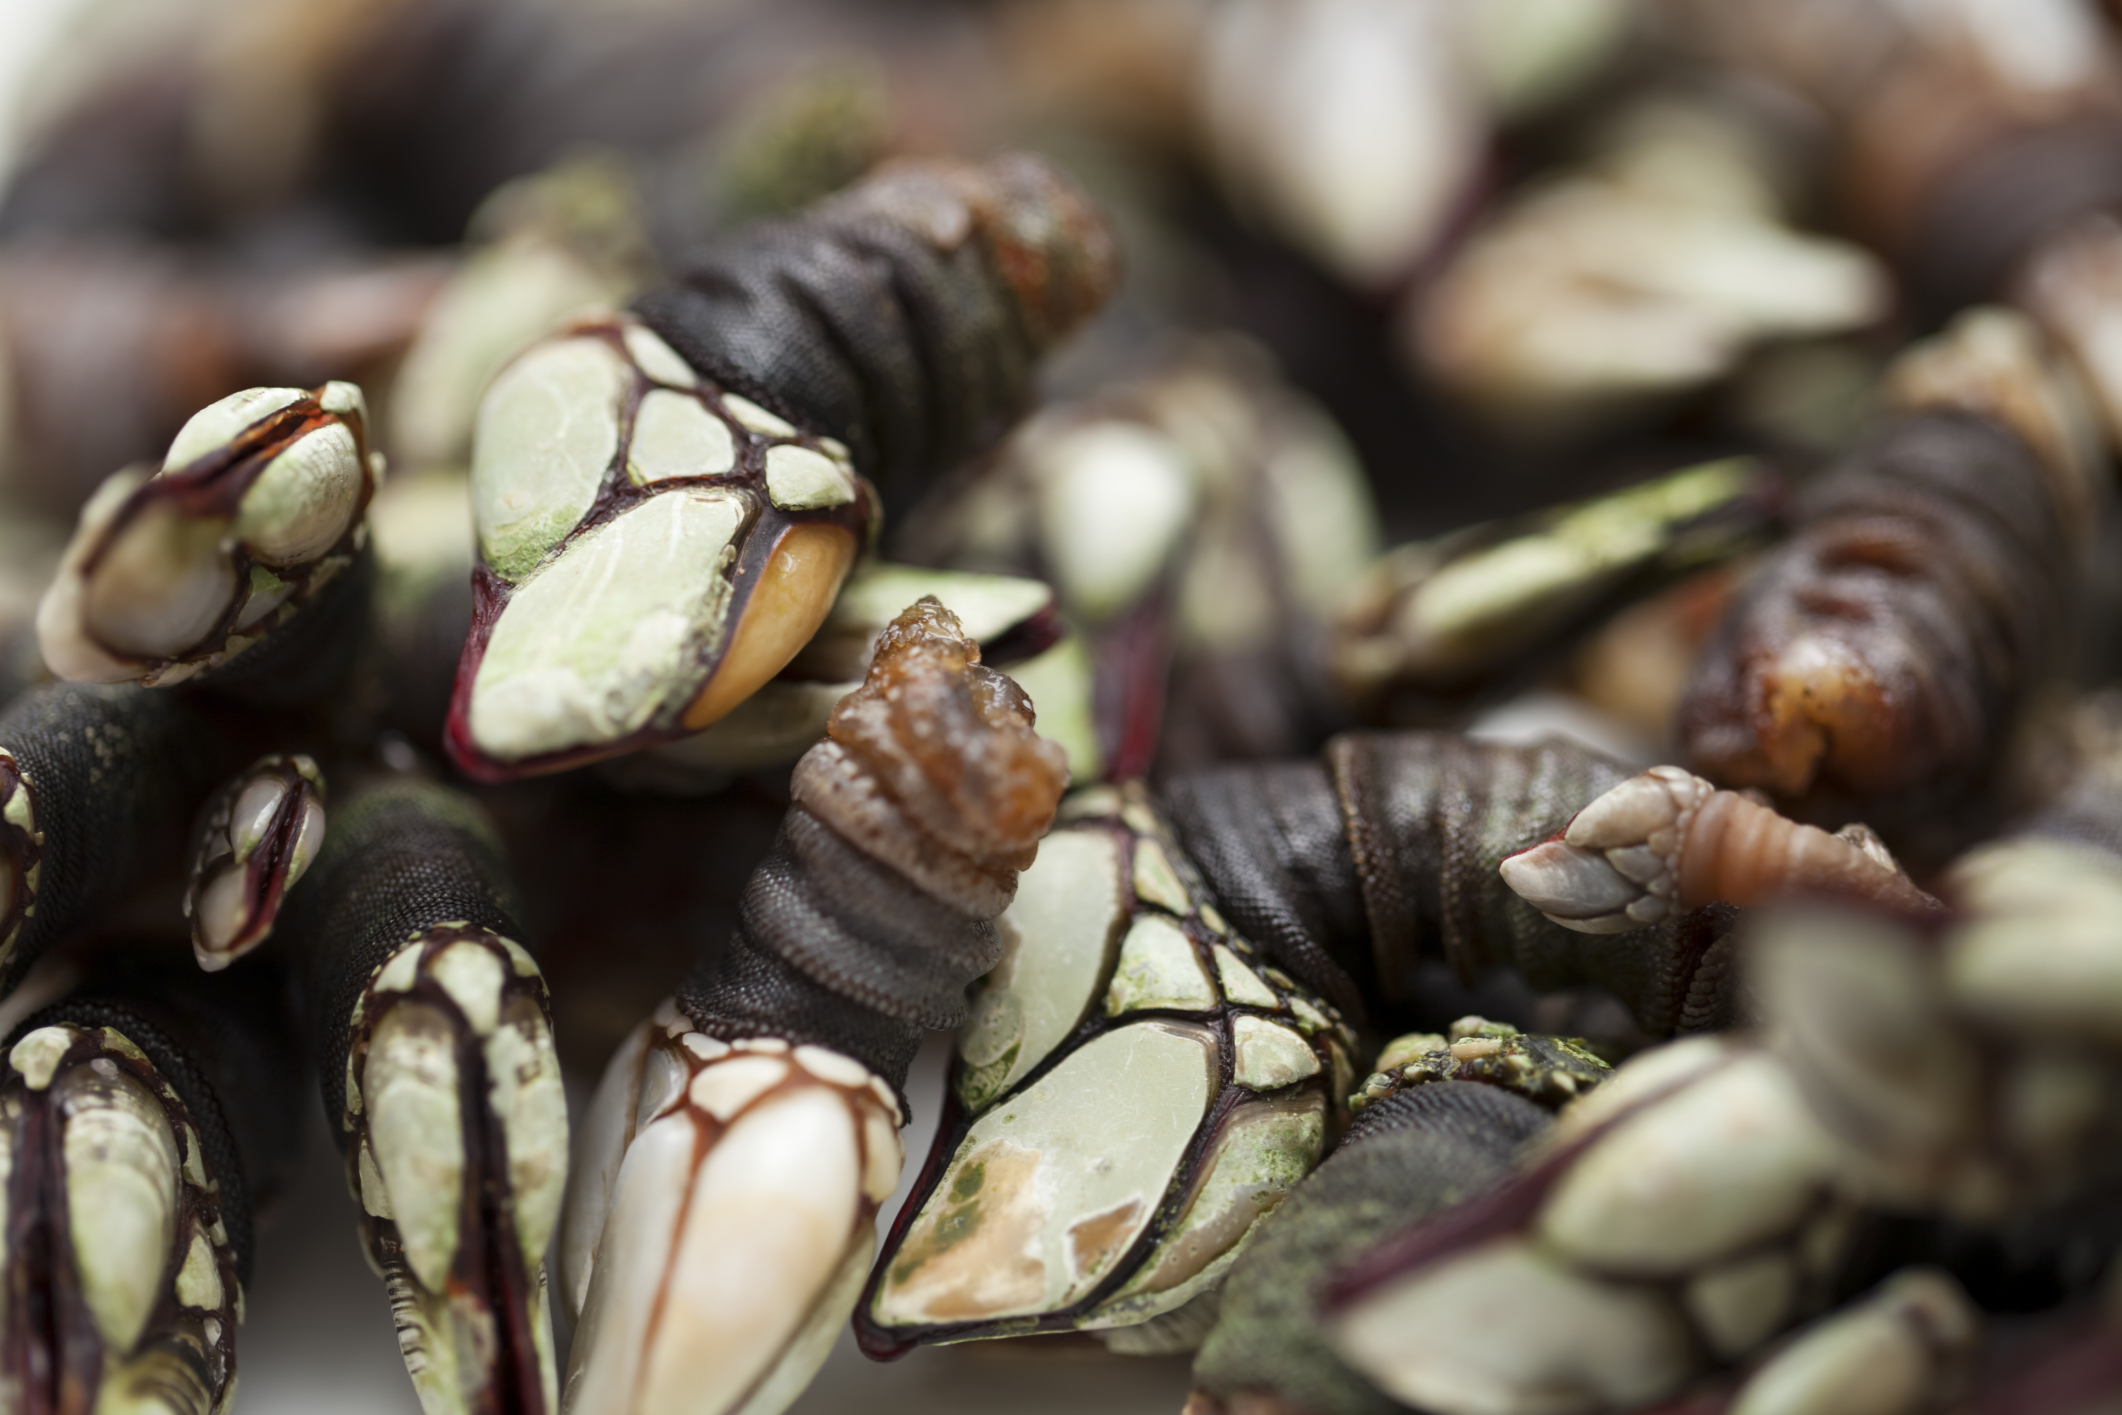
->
36 382 381 693
1501 763 1941 935
1161 732 1747 1039
0 944 305 1415
560 597 1067 1415
276 780 568 1415
0 684 246 1001
1187 1027 1608 1415
863 780 1356 1353
181 753 326 972
1677 309 2097 807
447 154 1116 782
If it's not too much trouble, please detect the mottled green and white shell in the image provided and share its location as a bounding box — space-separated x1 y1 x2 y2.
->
450 314 876 780
1 1022 245 1414
861 782 1354 1348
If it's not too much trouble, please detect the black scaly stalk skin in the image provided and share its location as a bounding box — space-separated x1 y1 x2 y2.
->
1189 1082 1553 1415
1164 731 1743 1037
0 683 249 999
676 808 1004 1103
275 778 526 1157
634 154 1118 518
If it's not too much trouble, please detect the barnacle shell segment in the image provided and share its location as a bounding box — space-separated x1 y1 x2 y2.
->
184 752 326 971
36 381 379 689
1325 1038 1857 1414
0 1022 243 1413
561 1025 901 1415
449 314 872 781
344 925 567 1415
861 784 1347 1351
618 562 1084 787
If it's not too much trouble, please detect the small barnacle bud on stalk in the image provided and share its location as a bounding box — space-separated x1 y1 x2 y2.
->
276 780 568 1415
1324 1037 1863 1415
560 598 1066 1415
1501 763 1941 935
36 382 381 694
1679 310 2096 808
0 684 246 1001
864 780 1355 1352
447 155 1116 783
1348 1017 1610 1118
0 949 305 1415
182 752 326 971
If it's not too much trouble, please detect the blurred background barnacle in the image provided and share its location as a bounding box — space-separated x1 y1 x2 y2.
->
6 0 2122 1412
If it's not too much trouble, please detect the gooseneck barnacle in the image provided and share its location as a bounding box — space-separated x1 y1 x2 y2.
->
276 779 569 1415
561 598 1066 1415
445 156 1117 784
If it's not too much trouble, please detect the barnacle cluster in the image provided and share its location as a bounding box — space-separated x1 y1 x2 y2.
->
4 2 2122 1414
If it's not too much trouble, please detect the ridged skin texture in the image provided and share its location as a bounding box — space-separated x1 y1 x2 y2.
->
1680 412 2071 806
1165 732 1741 1036
681 600 1065 1097
1191 1083 1551 1415
635 155 1116 514
0 683 239 995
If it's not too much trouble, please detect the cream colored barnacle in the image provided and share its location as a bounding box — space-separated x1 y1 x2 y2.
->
36 381 378 687
185 753 328 971
562 1023 900 1415
348 926 568 1415
0 1024 243 1414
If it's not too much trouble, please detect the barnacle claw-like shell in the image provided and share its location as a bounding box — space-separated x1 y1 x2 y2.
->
346 927 568 1415
0 1023 244 1414
1325 1038 1857 1415
36 382 379 690
561 1022 900 1415
183 753 326 971
449 154 1116 783
862 782 1350 1351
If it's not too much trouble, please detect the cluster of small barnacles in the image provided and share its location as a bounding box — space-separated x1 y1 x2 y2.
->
2 2 2122 1414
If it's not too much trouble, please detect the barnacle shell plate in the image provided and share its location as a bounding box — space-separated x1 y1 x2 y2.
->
870 1020 1217 1326
469 489 749 761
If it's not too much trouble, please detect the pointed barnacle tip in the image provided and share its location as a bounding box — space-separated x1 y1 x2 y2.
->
1498 840 1642 933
